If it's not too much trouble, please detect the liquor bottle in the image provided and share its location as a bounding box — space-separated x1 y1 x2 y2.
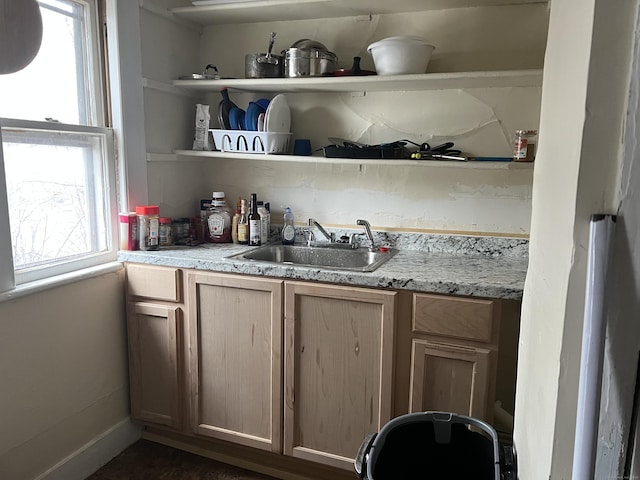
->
248 193 261 246
237 198 249 245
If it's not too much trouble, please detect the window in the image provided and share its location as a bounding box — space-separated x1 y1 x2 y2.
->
0 0 116 287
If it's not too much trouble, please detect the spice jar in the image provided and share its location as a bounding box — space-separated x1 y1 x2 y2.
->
513 129 538 162
172 218 190 245
118 212 138 251
159 217 174 246
136 205 160 251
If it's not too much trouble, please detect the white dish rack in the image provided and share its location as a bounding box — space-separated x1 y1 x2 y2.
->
211 129 292 155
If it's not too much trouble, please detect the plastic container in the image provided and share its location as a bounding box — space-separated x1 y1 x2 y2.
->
136 205 160 251
367 36 435 75
211 129 292 154
207 192 232 243
282 207 295 245
119 212 138 251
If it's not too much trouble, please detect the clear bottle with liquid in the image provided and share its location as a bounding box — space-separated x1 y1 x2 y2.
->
281 207 295 245
257 200 270 244
237 198 249 245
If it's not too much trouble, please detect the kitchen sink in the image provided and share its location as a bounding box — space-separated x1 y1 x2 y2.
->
227 244 396 272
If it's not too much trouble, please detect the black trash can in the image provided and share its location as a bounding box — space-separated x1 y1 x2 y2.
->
354 411 516 480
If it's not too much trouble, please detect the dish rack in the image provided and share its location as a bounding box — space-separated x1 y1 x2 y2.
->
211 129 292 155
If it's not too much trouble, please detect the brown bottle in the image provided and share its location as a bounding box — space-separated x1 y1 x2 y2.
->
248 193 261 246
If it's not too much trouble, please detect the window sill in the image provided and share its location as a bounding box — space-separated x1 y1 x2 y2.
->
0 261 124 304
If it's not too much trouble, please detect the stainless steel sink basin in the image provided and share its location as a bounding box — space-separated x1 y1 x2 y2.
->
228 244 396 272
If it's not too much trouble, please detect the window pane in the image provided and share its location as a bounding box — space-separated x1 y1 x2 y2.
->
0 0 93 125
2 128 110 271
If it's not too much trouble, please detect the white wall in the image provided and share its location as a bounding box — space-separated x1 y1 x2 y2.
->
141 2 548 236
0 271 135 480
514 0 635 478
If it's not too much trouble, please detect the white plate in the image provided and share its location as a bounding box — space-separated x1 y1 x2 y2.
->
264 94 291 133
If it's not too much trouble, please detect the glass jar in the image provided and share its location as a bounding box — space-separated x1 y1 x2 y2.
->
159 217 174 246
136 205 160 251
207 191 232 243
513 129 538 162
172 218 190 245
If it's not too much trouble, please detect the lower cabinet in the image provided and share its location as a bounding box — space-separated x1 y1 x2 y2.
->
407 292 501 421
283 282 396 470
127 301 183 429
409 339 491 419
124 263 518 478
186 271 283 452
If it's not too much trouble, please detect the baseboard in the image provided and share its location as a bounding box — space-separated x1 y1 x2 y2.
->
34 418 142 480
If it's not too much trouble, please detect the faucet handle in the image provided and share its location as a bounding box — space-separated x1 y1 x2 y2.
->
302 229 315 247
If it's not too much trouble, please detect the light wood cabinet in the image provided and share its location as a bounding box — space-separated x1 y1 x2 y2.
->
124 262 519 477
125 264 184 430
283 282 396 471
186 271 283 453
407 293 500 421
409 339 491 418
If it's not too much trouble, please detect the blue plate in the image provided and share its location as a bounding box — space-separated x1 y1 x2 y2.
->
256 98 270 110
229 107 246 130
246 101 267 131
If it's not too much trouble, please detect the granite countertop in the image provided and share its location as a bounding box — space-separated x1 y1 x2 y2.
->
118 231 529 300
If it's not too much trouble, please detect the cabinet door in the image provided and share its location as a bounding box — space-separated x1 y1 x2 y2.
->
284 282 396 471
187 272 283 452
127 301 182 429
409 339 491 420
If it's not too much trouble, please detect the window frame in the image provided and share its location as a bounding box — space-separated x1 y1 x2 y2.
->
0 0 120 293
1 118 118 285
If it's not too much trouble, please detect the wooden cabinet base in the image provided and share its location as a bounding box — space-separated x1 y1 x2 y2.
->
142 428 357 480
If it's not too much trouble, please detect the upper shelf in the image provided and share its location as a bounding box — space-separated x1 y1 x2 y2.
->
172 69 543 94
172 0 546 25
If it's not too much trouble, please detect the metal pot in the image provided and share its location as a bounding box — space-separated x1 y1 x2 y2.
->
283 47 337 77
245 53 284 78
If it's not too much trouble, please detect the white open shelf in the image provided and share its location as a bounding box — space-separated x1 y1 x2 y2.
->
172 69 543 94
173 149 535 168
173 0 545 25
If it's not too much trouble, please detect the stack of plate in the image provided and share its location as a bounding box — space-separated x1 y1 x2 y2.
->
225 94 291 133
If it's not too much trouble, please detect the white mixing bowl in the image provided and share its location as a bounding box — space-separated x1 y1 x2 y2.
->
367 36 435 75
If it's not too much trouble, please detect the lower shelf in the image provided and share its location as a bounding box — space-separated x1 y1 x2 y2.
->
172 149 535 168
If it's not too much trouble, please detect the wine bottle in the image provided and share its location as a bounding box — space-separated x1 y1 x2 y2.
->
249 193 261 246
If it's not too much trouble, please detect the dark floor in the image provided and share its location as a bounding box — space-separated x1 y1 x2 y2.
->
85 439 280 480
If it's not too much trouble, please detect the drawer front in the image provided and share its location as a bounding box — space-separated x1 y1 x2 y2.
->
126 264 181 302
412 293 495 343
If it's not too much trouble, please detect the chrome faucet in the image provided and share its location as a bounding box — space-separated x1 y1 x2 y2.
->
356 219 376 251
308 218 335 243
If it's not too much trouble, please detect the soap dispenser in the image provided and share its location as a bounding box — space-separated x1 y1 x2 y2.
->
281 207 295 245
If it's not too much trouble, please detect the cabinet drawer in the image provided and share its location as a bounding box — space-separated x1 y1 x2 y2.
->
126 264 182 302
412 293 495 343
